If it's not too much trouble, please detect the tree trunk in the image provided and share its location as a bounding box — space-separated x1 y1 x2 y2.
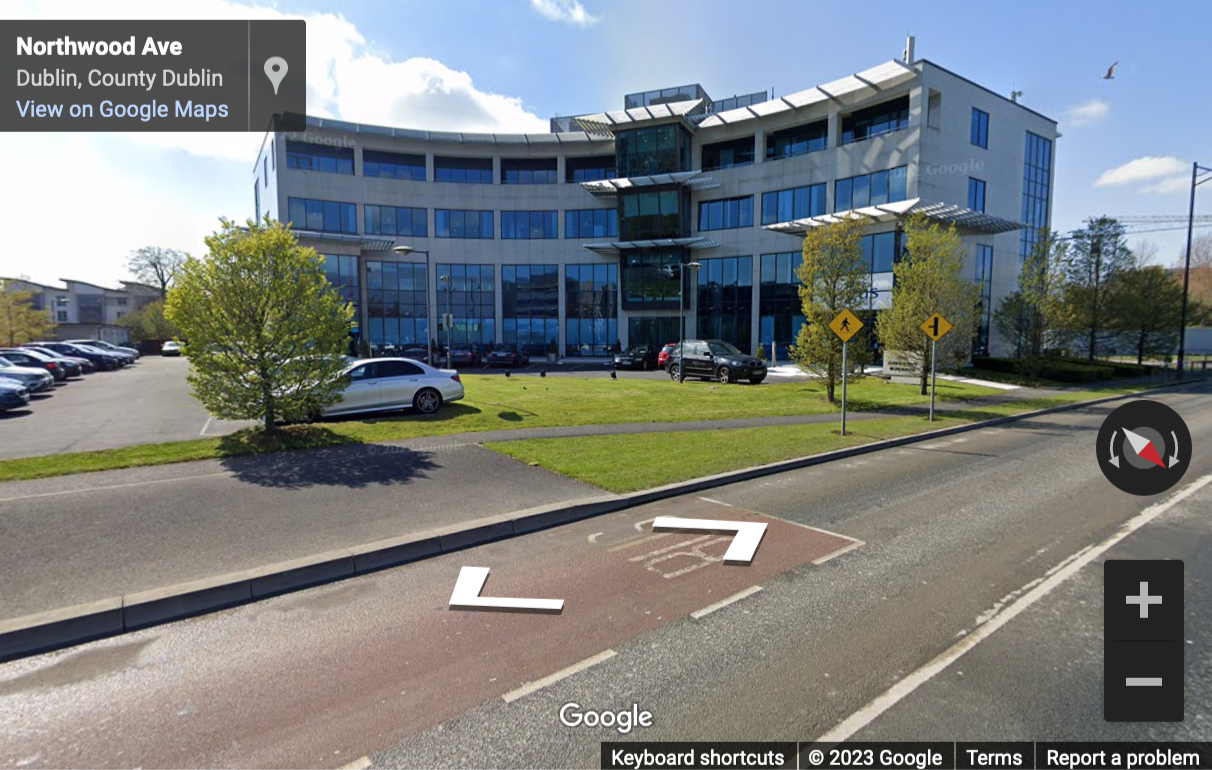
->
826 359 836 404
1137 334 1145 366
919 339 930 396
262 383 275 433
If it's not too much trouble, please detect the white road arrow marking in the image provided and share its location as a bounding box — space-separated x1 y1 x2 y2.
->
1110 429 1120 468
1170 430 1181 467
651 516 767 563
448 567 563 612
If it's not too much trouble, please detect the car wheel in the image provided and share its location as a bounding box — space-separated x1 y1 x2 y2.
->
718 366 733 384
749 377 765 385
414 388 442 414
668 364 680 380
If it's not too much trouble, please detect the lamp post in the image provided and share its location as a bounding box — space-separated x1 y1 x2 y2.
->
439 274 453 369
391 245 432 365
1177 162 1211 374
677 261 702 383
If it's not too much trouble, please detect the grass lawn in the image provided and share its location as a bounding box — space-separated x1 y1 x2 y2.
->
0 374 997 482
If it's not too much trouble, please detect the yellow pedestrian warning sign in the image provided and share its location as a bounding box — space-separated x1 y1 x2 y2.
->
829 308 863 343
921 312 954 342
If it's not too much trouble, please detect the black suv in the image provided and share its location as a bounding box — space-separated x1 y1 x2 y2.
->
666 340 766 384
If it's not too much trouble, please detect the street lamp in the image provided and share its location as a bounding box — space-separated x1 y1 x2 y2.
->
1177 162 1211 374
439 274 453 369
677 261 702 383
392 244 433 366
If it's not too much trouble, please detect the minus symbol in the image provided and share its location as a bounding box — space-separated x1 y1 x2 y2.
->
1126 678 1163 686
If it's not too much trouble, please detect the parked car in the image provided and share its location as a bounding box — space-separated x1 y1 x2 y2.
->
666 340 767 384
0 348 72 380
161 340 182 357
68 339 138 363
316 357 464 418
488 345 529 367
0 379 31 412
613 343 660 371
448 344 482 367
397 345 430 365
22 346 95 373
0 356 55 392
657 342 677 369
29 342 124 370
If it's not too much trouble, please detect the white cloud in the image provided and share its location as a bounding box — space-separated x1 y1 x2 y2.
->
1139 176 1192 195
529 0 601 27
1095 156 1188 187
1064 98 1110 127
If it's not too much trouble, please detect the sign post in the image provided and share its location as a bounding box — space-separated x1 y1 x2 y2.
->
829 308 864 436
920 312 954 422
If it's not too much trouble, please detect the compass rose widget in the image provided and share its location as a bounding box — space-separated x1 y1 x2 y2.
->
1097 400 1192 496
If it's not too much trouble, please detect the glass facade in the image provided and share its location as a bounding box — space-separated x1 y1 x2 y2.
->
974 244 994 356
285 140 354 174
434 156 493 184
614 124 692 177
1020 131 1053 263
765 121 828 160
365 205 427 237
435 209 495 239
501 158 557 184
841 96 910 145
366 261 427 353
862 231 900 274
565 264 619 356
759 251 803 360
834 167 909 212
565 209 618 239
696 256 753 353
628 317 682 349
363 150 426 180
436 264 495 346
501 210 558 239
622 249 685 310
288 197 358 233
697 196 753 232
620 188 686 240
968 177 987 213
566 155 616 182
761 184 826 224
323 255 360 324
701 136 755 170
502 265 559 355
971 108 989 149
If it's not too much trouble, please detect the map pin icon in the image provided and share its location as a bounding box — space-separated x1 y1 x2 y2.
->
264 56 288 95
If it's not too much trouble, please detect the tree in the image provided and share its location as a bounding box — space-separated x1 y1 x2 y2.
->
128 246 188 299
0 285 55 346
165 218 354 431
118 299 178 343
787 216 870 403
877 215 979 395
992 229 1066 375
1109 265 1184 364
1060 217 1135 362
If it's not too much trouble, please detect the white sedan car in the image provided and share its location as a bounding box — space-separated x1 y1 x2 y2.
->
323 357 464 417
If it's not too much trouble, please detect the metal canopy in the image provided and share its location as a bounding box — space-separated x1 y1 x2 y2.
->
582 236 720 255
293 230 396 252
580 170 720 198
761 198 1025 236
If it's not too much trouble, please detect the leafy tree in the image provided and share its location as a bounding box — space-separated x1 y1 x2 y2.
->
1109 265 1183 365
877 215 979 395
787 217 870 403
128 246 188 299
165 218 354 431
1060 217 1135 362
0 285 55 346
993 229 1067 377
117 299 178 343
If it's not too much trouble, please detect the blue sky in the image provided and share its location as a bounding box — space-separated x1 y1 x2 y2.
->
3 0 1209 287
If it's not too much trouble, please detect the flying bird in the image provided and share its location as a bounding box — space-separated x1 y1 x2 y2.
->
1103 62 1118 80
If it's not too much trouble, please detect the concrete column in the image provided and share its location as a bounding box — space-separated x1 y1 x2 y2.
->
557 263 567 359
754 129 765 165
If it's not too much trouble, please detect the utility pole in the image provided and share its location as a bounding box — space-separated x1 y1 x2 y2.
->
1178 162 1211 373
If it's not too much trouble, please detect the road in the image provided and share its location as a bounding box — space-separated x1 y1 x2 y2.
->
0 384 1207 768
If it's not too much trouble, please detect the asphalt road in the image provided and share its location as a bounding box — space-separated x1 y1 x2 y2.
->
0 384 1207 768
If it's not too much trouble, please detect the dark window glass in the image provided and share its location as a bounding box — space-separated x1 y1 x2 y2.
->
696 256 753 353
615 124 692 177
377 360 424 378
287 197 357 233
435 210 494 239
363 149 426 180
285 140 354 174
765 121 828 160
434 156 493 184
701 136 756 170
760 184 826 225
971 108 989 149
968 177 987 212
621 249 686 310
365 205 427 237
502 158 557 184
1019 132 1053 264
436 263 495 345
974 243 994 355
833 167 908 212
698 196 753 232
502 211 558 239
619 188 686 240
841 96 910 145
566 154 617 182
322 254 361 317
565 209 618 239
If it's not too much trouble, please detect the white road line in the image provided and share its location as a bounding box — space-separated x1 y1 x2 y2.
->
698 496 733 507
779 520 864 544
588 532 604 544
691 586 763 619
501 649 617 704
0 472 231 503
199 417 212 437
338 757 372 770
811 540 866 565
816 472 1212 743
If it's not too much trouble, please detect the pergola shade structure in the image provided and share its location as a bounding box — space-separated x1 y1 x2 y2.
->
761 198 1025 237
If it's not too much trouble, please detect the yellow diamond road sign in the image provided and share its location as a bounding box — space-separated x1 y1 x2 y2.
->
921 312 954 342
829 308 863 343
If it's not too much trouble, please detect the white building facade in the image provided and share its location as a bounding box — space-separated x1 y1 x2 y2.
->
256 47 1057 360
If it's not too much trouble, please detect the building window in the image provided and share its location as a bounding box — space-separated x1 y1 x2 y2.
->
565 263 618 356
501 158 557 184
501 211 558 240
759 251 803 361
862 231 902 275
761 184 826 224
701 136 755 170
56 310 68 322
841 96 910 145
622 249 685 310
974 244 994 356
628 317 682 349
367 261 428 354
615 124 692 177
765 121 827 160
434 156 493 184
365 205 428 237
263 157 268 187
285 140 354 174
565 209 618 239
1020 132 1053 264
566 155 616 183
620 188 686 241
968 178 987 212
116 298 127 306
254 183 260 222
698 196 753 232
971 108 989 149
435 209 494 239
696 256 753 353
834 167 909 212
363 150 426 180
287 197 358 234
436 263 495 346
323 255 360 315
503 265 559 355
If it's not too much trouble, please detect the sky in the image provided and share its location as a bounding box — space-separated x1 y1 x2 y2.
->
2 0 1210 288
